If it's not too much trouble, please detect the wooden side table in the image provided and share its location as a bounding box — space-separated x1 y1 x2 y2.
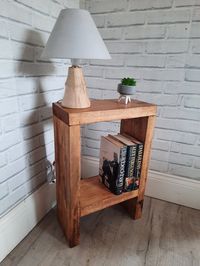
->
53 99 157 247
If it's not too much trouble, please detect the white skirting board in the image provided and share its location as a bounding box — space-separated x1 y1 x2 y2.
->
81 156 200 210
0 182 56 263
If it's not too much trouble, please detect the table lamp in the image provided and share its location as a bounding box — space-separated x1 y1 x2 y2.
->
42 8 111 108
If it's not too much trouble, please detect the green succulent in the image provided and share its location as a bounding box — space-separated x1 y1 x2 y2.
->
121 77 136 86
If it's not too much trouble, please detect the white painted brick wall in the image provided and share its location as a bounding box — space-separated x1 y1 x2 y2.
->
81 0 200 180
0 0 79 217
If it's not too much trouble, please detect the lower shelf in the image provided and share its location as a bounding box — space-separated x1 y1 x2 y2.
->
80 176 138 217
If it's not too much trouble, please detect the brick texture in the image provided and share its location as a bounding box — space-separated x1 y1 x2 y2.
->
81 0 200 180
0 0 79 217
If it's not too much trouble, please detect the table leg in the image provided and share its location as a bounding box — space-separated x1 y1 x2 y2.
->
53 116 81 247
120 116 156 219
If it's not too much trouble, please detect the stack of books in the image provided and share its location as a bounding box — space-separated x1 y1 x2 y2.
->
99 134 144 195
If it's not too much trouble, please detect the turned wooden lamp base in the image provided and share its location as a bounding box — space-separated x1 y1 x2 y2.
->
62 66 91 109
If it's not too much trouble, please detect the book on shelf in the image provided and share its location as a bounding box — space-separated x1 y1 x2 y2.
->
108 134 137 192
122 133 144 188
99 133 144 195
99 135 127 195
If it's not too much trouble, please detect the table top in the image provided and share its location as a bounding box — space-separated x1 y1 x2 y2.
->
53 99 157 126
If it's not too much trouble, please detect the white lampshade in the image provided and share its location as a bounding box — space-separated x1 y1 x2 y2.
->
42 8 111 60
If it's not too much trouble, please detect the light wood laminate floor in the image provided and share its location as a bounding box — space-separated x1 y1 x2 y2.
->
1 197 200 266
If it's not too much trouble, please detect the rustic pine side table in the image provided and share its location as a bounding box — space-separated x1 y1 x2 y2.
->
53 99 157 247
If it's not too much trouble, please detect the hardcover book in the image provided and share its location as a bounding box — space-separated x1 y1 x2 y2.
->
108 134 137 192
122 133 144 189
99 136 127 195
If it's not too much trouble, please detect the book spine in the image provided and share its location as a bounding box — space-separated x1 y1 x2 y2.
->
128 145 137 177
124 145 137 192
115 146 127 195
124 147 130 178
134 144 144 179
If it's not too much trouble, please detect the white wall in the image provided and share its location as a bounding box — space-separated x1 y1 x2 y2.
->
1 0 200 219
0 0 79 217
81 0 200 180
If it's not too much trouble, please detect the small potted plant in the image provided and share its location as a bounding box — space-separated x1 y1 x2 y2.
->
118 77 136 104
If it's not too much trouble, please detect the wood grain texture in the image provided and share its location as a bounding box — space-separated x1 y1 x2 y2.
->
62 66 90 108
53 99 156 126
53 99 157 247
53 116 81 247
120 116 156 220
80 176 138 217
2 197 200 266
